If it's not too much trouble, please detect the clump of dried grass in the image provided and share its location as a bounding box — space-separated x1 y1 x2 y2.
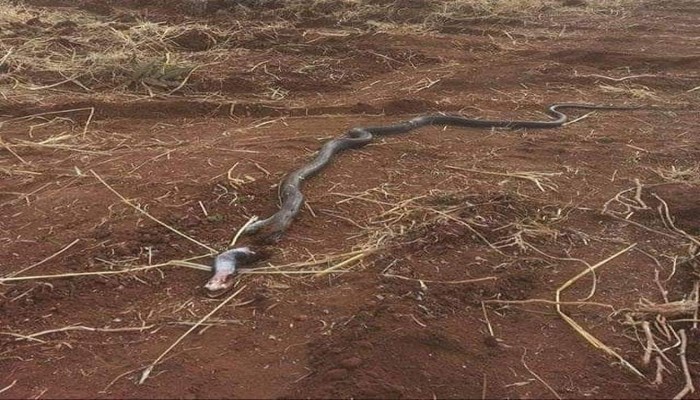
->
0 3 232 94
236 0 638 33
653 165 700 185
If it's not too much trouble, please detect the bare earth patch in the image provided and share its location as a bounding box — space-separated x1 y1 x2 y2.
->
1 0 699 398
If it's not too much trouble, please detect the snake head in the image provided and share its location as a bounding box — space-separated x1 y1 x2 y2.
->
205 247 255 291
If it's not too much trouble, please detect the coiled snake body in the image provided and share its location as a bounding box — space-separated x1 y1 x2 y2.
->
205 103 637 291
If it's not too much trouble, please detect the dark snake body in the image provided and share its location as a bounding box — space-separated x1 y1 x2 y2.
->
205 103 637 290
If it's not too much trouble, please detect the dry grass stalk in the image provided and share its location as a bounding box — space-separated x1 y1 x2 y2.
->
521 243 599 301
601 182 681 240
481 302 495 337
239 270 352 275
634 319 675 367
250 248 380 271
0 380 17 395
5 238 80 278
654 356 669 385
0 255 210 284
238 247 379 276
693 281 699 330
91 170 216 253
653 193 700 247
315 250 374 276
484 298 615 310
602 183 649 216
673 329 694 400
384 273 496 285
0 247 385 284
3 325 154 342
521 349 561 399
633 299 698 318
0 4 235 96
641 321 654 365
445 165 561 192
229 215 259 247
555 243 643 377
0 136 29 164
0 108 95 131
425 207 508 256
139 284 247 384
598 83 661 101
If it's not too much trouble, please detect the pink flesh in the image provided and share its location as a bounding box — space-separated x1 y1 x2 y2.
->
204 272 233 291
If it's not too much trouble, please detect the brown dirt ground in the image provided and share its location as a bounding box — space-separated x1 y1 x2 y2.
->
1 0 699 398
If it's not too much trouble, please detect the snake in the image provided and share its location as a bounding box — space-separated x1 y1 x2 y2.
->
205 102 639 291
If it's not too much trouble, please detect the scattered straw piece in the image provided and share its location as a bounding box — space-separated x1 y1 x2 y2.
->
641 321 654 365
26 75 84 91
139 284 246 384
653 356 669 385
0 380 17 395
634 299 698 318
91 170 216 253
693 281 699 331
229 215 259 247
0 108 95 130
82 107 95 137
316 249 376 276
521 349 561 399
562 111 596 126
555 243 643 377
445 165 561 192
5 238 80 278
253 248 377 271
167 65 203 95
384 273 496 285
0 136 28 165
239 270 349 275
481 302 495 337
653 193 700 247
673 329 695 400
483 298 614 310
4 325 154 341
0 255 210 284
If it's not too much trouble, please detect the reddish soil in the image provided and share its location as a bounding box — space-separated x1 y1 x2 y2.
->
1 0 699 398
